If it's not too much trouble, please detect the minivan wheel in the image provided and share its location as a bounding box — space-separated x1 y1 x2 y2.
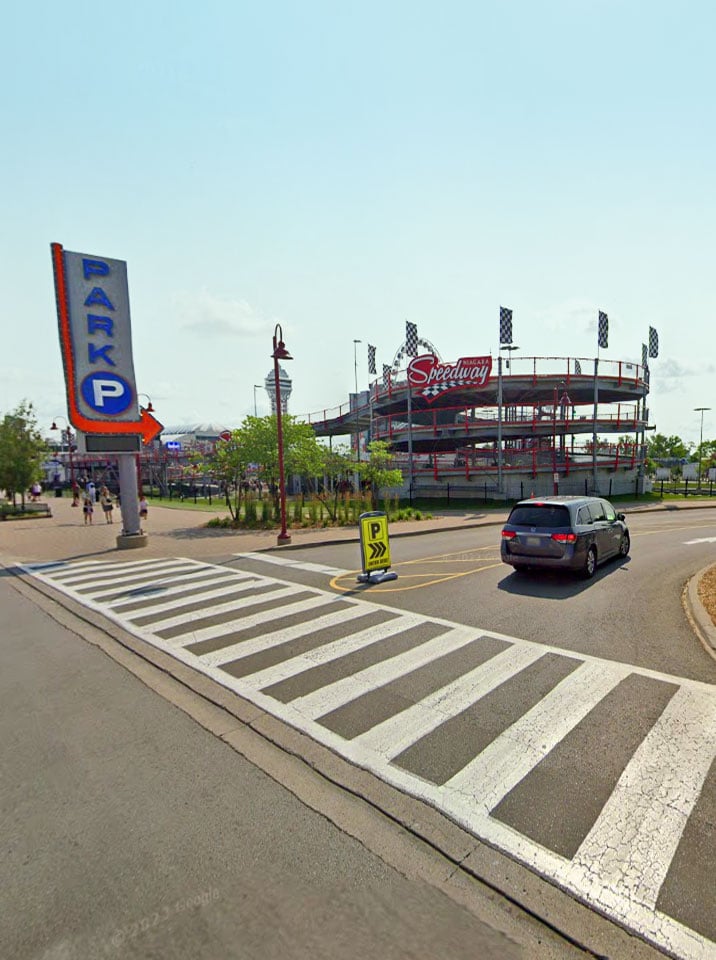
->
581 545 597 579
618 532 630 558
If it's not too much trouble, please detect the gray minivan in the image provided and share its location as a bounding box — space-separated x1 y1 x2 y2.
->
500 496 630 578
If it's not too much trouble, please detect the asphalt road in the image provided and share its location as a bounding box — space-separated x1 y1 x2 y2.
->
237 506 716 683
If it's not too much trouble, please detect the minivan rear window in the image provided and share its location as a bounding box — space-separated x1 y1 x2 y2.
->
507 505 571 527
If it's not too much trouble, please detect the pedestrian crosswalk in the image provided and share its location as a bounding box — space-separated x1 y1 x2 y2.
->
22 556 716 960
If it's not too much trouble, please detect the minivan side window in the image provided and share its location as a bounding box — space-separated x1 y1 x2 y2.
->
588 501 606 522
577 507 591 524
602 501 616 522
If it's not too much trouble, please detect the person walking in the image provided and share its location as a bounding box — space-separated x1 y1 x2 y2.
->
100 487 114 524
139 496 148 522
82 495 94 525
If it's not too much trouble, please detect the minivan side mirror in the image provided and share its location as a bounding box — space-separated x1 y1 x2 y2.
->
616 512 626 521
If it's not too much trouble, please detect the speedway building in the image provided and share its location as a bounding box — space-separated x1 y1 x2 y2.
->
305 334 652 501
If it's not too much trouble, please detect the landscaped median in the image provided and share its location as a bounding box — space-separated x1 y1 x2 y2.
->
0 502 52 520
697 565 716 630
204 496 432 531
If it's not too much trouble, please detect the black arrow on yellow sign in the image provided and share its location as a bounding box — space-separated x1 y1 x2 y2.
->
369 540 387 560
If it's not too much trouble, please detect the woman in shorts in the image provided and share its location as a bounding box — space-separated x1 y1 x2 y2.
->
100 487 114 524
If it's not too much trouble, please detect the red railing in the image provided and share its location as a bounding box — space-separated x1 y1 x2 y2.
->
300 356 646 430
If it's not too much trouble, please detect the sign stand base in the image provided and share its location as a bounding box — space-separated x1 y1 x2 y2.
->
116 533 148 550
357 569 398 585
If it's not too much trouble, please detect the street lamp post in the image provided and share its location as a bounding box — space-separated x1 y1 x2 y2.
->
272 325 293 545
353 339 361 460
253 385 262 417
50 416 74 487
695 407 711 488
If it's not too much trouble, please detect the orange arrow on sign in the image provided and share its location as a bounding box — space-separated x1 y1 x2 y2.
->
51 242 163 445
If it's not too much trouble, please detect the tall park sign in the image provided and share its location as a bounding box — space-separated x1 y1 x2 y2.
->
51 243 162 546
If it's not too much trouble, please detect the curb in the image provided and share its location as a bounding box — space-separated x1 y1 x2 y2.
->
684 565 716 660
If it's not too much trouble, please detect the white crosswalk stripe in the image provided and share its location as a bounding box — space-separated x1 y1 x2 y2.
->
444 659 630 813
356 643 547 759
22 556 716 960
164 591 340 647
114 575 257 615
570 685 716 910
293 625 478 721
204 605 394 671
235 552 350 576
110 573 253 619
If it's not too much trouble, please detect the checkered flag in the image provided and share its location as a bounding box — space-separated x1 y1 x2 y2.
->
648 326 659 358
642 343 648 368
382 364 391 388
405 321 419 357
598 311 609 348
574 359 582 375
367 344 376 375
499 306 513 345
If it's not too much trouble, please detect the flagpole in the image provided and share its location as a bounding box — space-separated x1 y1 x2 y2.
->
497 354 503 493
407 380 414 505
592 355 599 494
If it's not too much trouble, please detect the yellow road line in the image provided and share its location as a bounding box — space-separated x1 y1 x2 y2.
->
329 562 504 593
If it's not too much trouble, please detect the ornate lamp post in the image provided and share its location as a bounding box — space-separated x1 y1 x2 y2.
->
50 415 74 486
272 325 293 545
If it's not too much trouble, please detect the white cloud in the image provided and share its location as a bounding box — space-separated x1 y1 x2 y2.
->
173 290 271 338
532 299 600 336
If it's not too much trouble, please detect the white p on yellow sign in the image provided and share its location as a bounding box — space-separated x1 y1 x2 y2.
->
359 512 392 574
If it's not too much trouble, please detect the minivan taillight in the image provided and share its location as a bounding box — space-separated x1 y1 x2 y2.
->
551 532 577 543
501 530 517 539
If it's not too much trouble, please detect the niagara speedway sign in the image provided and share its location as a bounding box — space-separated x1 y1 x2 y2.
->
407 354 493 402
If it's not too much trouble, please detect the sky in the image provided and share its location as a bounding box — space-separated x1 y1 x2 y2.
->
1 1 714 448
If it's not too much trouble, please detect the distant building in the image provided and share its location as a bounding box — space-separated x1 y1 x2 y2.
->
160 423 231 453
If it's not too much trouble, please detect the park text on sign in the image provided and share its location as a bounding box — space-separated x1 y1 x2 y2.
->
58 249 139 423
359 513 392 572
407 353 493 402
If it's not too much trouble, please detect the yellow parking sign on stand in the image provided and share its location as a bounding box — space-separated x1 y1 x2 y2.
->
357 512 398 584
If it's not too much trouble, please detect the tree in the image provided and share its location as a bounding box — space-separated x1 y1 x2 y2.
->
315 443 354 521
0 401 48 506
355 441 403 510
212 431 252 521
208 414 326 522
646 434 691 462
